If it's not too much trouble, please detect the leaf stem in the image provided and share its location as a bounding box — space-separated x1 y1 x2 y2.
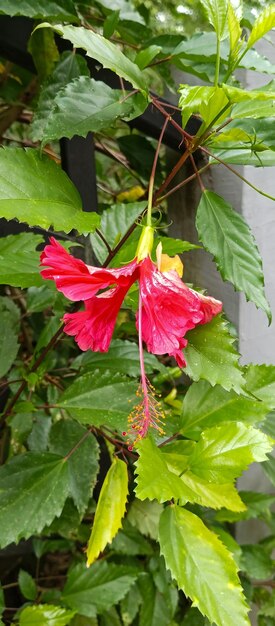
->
214 37 221 87
201 145 275 201
190 154 205 192
156 163 211 203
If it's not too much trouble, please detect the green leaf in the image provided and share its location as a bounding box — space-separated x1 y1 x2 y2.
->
57 370 138 432
196 190 271 321
31 51 89 141
28 26 59 82
215 490 275 522
0 148 100 234
120 583 141 626
135 437 244 511
159 505 250 626
49 421 99 515
232 99 275 119
245 364 275 409
262 454 275 487
240 544 274 580
18 569 37 601
42 77 147 144
0 233 43 288
19 604 75 626
180 380 269 437
154 236 200 256
111 520 153 555
0 452 70 548
103 10 120 39
182 607 211 625
135 45 161 69
127 499 163 540
72 339 165 377
54 24 148 94
0 0 78 21
199 0 229 39
87 457 128 566
228 1 242 59
0 310 19 378
90 201 146 264
117 135 162 184
247 4 275 48
189 422 273 482
138 572 174 626
210 148 275 167
62 561 138 617
184 314 245 393
178 85 229 130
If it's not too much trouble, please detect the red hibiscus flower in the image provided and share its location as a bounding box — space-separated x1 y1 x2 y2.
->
41 229 222 444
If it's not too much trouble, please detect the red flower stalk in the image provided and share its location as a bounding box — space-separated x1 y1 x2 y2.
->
40 230 222 443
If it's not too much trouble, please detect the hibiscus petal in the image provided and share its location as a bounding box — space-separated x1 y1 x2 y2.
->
138 258 222 366
40 237 138 301
63 283 132 352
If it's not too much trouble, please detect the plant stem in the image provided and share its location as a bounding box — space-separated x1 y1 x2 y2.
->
64 427 93 460
156 163 211 203
190 154 205 192
147 116 169 225
201 145 275 201
0 324 64 426
214 37 221 87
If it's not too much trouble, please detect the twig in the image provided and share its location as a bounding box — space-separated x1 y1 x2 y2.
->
190 153 205 192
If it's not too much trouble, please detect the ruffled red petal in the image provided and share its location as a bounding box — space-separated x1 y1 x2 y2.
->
40 237 138 301
63 282 132 352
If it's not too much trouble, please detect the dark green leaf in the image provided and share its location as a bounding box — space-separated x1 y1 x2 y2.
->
103 10 120 39
159 505 250 626
111 520 153 556
18 569 37 601
0 148 100 234
58 370 138 432
72 339 165 377
31 51 89 141
0 233 44 288
0 0 78 21
135 45 161 69
0 452 70 548
196 190 271 321
180 380 268 437
28 27 59 82
55 24 148 94
240 545 274 579
49 421 99 515
19 604 75 626
262 454 275 487
0 311 19 378
120 583 141 626
117 135 162 184
127 498 163 540
90 201 146 264
42 78 147 144
28 415 52 452
182 607 211 625
62 561 138 617
138 572 173 626
184 315 245 393
0 585 4 618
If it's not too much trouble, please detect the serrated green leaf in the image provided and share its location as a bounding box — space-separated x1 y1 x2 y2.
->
135 437 244 511
87 458 128 566
127 499 163 540
62 561 138 617
57 370 138 432
247 4 275 48
228 1 242 58
90 201 146 264
19 604 75 626
199 0 229 39
245 364 275 409
49 421 99 515
0 148 100 234
215 490 275 522
18 569 37 601
180 380 268 437
0 453 70 548
72 339 165 377
0 233 44 288
54 24 148 94
232 99 275 119
178 85 229 130
120 583 141 626
184 314 245 393
42 77 147 144
159 505 250 626
189 422 273 482
240 544 274 580
0 0 78 21
31 51 89 141
196 190 271 321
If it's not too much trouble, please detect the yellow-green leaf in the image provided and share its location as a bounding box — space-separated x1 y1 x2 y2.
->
87 458 128 566
248 4 275 49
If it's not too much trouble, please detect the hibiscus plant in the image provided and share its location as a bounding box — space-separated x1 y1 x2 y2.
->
0 1 275 625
